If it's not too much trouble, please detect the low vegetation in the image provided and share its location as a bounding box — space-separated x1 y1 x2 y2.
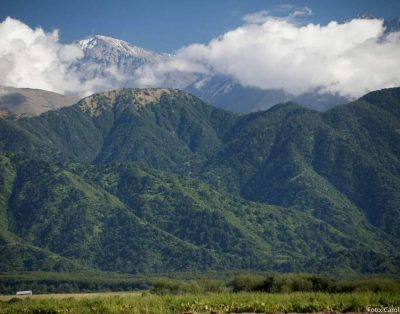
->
1 291 400 314
1 271 400 314
1 272 399 295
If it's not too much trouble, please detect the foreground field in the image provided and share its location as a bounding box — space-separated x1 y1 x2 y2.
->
0 291 142 301
0 291 399 314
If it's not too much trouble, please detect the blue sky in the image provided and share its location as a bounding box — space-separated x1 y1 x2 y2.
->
1 0 400 52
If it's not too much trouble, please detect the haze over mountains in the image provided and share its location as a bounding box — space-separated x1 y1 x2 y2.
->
0 86 77 117
0 86 399 274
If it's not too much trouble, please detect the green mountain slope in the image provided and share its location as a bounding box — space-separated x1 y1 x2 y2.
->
0 87 399 275
3 155 229 273
13 88 239 170
202 91 400 246
316 95 400 240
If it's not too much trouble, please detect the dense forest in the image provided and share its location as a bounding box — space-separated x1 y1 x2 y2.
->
0 87 399 276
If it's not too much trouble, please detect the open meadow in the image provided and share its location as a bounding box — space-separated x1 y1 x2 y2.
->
1 291 400 314
1 273 400 313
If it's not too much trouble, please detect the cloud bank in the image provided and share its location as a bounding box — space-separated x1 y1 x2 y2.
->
0 17 126 95
0 14 400 99
136 14 400 98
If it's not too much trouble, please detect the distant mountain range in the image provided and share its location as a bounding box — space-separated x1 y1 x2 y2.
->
0 16 397 117
74 35 349 113
67 16 399 114
0 86 399 274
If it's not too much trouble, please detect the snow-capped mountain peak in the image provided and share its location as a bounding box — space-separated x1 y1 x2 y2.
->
78 35 166 59
74 35 172 89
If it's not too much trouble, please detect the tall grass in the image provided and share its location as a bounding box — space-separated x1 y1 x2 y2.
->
1 291 399 314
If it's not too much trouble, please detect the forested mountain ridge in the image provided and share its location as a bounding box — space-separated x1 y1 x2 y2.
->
0 87 399 274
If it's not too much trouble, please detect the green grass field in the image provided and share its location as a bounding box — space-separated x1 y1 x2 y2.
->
0 291 399 314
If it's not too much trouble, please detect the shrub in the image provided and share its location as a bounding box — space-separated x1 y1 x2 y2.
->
229 274 264 292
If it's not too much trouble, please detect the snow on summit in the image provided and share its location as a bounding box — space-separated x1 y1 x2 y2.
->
78 35 170 60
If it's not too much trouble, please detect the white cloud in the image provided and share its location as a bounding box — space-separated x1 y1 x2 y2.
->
291 7 312 18
1 15 400 100
243 6 312 25
133 54 208 88
0 17 127 96
138 15 400 98
242 10 271 24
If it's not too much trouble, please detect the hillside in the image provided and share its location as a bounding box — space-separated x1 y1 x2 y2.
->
0 87 399 275
0 86 77 117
